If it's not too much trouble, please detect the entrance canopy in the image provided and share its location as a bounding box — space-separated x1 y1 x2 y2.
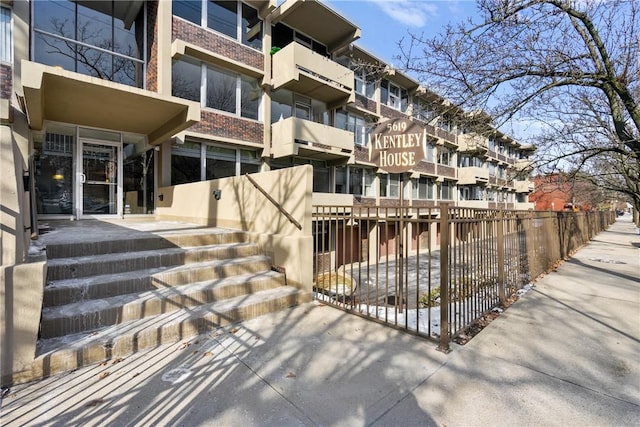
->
21 61 200 145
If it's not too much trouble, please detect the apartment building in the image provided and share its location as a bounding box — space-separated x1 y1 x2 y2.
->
1 0 535 380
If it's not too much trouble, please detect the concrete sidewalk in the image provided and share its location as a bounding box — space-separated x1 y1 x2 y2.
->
1 217 639 426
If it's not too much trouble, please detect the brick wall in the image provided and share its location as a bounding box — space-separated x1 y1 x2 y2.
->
172 18 263 71
189 110 263 144
0 64 11 99
354 93 377 114
380 104 405 120
146 1 159 92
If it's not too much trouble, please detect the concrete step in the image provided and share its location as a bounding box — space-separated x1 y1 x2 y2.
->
43 255 274 307
21 287 307 382
40 271 286 339
45 228 248 259
46 242 260 281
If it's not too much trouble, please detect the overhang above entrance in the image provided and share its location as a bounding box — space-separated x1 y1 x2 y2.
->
21 61 201 145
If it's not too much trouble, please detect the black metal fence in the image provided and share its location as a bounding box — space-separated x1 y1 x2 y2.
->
312 204 615 351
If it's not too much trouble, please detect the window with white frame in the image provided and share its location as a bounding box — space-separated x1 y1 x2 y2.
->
380 80 408 112
1 6 10 63
412 176 433 200
426 143 435 163
353 68 376 99
173 0 262 50
172 58 261 120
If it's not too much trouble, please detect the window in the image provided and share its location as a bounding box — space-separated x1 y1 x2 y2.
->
353 68 376 99
171 140 260 184
272 23 327 57
439 181 454 200
335 111 370 146
426 143 435 163
173 0 262 50
33 0 145 87
335 167 347 194
438 148 453 166
294 96 312 120
459 185 484 201
413 100 435 123
412 177 433 200
380 173 400 198
1 6 11 63
381 80 408 112
172 58 261 120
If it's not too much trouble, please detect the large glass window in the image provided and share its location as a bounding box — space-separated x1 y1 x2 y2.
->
173 0 262 50
171 141 202 185
206 66 236 113
171 140 260 185
34 129 75 215
1 6 11 63
172 58 261 120
33 0 145 87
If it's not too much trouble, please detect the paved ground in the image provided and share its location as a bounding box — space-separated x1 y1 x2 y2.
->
2 216 639 426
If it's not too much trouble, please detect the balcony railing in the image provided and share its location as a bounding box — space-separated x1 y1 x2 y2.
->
271 116 354 160
272 42 354 104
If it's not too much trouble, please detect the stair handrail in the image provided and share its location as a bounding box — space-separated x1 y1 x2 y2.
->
244 173 303 230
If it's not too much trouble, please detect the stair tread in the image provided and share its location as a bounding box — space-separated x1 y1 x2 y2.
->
36 286 299 356
41 270 284 320
46 242 257 266
45 254 272 290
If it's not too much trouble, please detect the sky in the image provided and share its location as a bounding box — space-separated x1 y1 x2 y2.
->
322 0 481 68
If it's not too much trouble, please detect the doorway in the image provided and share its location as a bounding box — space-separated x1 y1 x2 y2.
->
77 140 122 218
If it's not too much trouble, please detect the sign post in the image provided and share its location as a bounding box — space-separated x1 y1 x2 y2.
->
369 118 427 313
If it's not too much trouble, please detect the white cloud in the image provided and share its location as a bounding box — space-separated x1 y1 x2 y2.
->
368 0 439 27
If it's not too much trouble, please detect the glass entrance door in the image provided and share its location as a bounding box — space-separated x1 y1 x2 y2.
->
78 141 122 217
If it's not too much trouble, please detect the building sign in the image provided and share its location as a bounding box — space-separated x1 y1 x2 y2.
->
368 118 427 173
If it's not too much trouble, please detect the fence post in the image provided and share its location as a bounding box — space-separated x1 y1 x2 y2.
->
496 209 505 304
437 203 451 353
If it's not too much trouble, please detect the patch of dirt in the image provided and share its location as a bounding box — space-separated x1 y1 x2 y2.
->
453 292 520 345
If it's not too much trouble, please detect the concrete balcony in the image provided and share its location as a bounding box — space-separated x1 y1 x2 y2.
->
457 167 489 185
271 43 354 104
457 200 489 209
514 179 535 193
515 159 534 171
272 116 353 160
313 192 354 207
458 134 488 154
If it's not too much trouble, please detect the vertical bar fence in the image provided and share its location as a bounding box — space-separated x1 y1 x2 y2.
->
312 205 615 350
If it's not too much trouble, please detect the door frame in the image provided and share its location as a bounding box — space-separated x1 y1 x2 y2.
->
75 138 123 219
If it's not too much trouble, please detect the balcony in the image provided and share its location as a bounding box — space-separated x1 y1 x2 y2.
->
272 43 354 104
458 200 489 209
514 180 535 193
457 167 489 185
515 159 534 171
457 134 488 154
272 116 353 160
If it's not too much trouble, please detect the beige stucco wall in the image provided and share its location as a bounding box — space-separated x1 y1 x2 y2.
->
155 165 314 293
1 261 47 385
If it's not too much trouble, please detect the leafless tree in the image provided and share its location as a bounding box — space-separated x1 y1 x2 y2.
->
397 0 639 222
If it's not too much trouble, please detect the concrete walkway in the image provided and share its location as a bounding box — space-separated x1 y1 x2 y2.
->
2 217 639 426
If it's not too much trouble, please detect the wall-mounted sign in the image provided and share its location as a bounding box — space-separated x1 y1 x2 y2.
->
368 118 427 173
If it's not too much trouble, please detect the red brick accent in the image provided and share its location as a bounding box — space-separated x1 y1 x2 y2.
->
172 17 263 71
0 63 11 99
146 1 159 92
354 93 377 114
380 104 405 120
353 145 370 163
189 110 263 144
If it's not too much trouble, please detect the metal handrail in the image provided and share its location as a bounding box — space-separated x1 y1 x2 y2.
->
244 174 302 230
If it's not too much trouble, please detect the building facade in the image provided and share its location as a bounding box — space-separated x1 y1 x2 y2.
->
0 0 535 378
